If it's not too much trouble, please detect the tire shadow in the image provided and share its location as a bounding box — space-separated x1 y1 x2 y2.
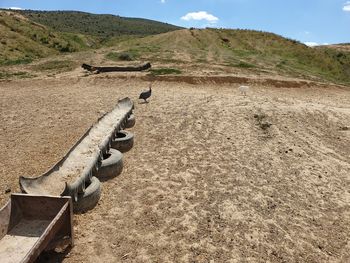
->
36 246 72 263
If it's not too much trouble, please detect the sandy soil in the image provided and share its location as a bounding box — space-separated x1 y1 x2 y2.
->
0 73 350 262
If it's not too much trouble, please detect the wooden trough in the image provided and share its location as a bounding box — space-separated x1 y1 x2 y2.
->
0 194 73 263
82 62 151 73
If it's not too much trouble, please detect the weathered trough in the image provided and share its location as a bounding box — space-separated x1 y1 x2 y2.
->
82 62 151 73
19 98 134 203
0 194 73 263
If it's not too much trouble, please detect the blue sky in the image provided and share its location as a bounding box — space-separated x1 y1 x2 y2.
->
1 0 349 45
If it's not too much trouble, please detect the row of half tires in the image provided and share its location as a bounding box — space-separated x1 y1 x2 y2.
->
73 113 135 213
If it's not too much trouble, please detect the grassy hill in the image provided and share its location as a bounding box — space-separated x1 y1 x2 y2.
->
0 9 349 85
17 10 182 38
0 10 101 65
0 9 181 65
319 44 350 53
110 28 350 84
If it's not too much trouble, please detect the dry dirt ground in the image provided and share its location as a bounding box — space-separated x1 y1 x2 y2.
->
0 73 350 262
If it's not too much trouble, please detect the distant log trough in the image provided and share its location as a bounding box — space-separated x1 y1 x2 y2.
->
82 62 151 73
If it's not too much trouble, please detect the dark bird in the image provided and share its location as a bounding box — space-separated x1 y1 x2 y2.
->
139 83 152 103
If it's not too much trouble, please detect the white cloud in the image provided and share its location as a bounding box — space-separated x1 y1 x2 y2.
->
304 42 330 47
5 7 23 10
343 6 350 11
304 42 319 47
160 0 165 3
343 1 350 11
181 11 219 23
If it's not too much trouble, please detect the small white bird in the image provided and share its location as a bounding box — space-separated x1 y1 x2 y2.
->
239 85 249 96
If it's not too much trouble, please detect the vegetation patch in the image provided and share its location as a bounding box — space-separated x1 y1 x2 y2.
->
196 58 208 63
0 71 33 79
0 57 33 66
254 113 272 130
105 52 135 61
232 61 257 68
31 60 76 72
276 60 287 68
17 10 182 38
149 68 182 76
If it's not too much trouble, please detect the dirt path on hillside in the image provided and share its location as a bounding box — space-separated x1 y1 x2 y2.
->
1 76 350 262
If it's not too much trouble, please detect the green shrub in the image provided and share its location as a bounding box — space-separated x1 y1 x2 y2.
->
105 52 135 61
118 52 134 61
234 61 256 68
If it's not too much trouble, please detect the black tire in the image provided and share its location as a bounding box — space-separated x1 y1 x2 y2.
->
97 149 123 181
74 176 101 213
111 130 134 153
125 114 135 128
